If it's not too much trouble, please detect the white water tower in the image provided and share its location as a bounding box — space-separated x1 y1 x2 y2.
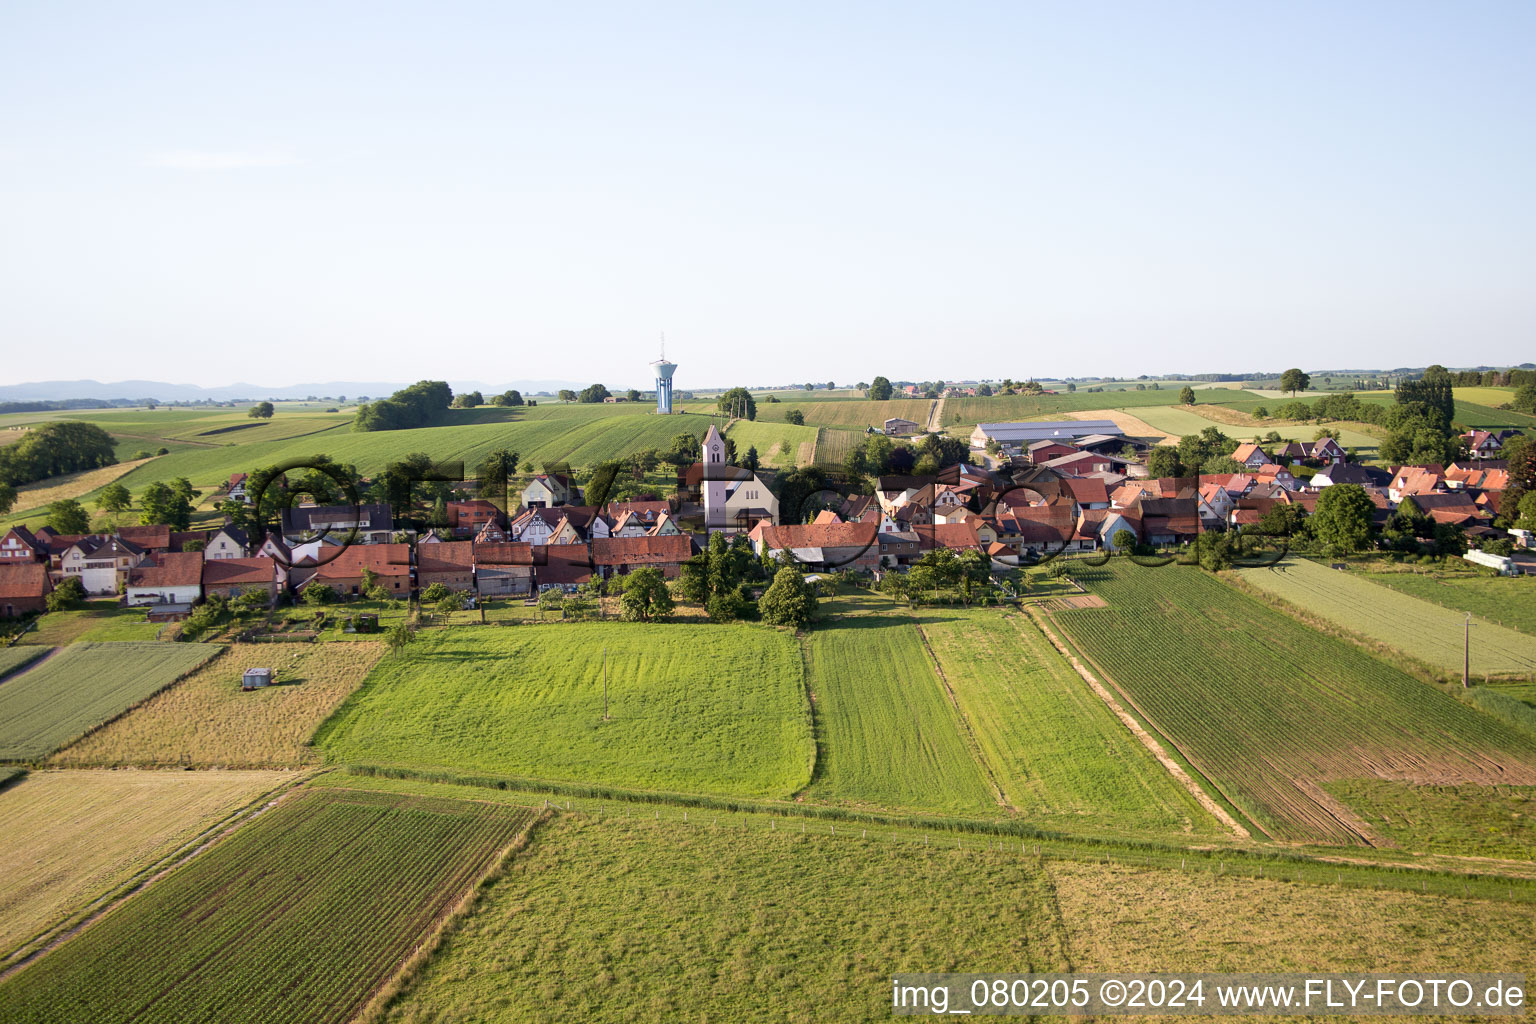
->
651 344 677 414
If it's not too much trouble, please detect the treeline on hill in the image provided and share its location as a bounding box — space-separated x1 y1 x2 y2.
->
352 381 452 431
0 421 117 487
0 399 124 414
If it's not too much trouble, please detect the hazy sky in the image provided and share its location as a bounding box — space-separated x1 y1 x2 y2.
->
2 2 1532 389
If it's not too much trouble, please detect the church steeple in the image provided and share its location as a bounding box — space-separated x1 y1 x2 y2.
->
703 424 726 465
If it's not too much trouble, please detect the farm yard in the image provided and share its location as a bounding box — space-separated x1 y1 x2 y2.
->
0 769 287 963
0 787 536 1024
1049 561 1536 844
317 625 815 799
1234 558 1536 678
913 607 1223 841
51 642 385 768
0 643 221 762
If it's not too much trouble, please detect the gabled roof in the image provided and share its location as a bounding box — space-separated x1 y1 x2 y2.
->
590 534 695 566
603 499 672 521
118 524 172 550
127 551 204 589
912 521 984 551
210 524 249 547
755 521 880 552
1232 443 1268 464
311 543 413 580
282 504 393 535
812 509 843 525
416 540 475 572
0 562 52 599
474 542 535 566
536 544 593 585
202 557 279 587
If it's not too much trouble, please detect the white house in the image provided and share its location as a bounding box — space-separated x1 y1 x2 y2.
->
521 474 575 508
203 525 250 560
125 552 204 607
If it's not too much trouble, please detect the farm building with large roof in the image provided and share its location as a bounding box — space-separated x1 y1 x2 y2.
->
969 420 1123 452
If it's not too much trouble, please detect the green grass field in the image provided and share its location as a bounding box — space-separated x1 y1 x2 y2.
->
0 643 220 761
724 418 819 468
317 624 814 798
0 787 535 1024
756 398 933 430
1235 558 1536 678
1324 779 1536 861
375 809 1068 1024
1052 561 1536 844
940 388 1233 427
1364 567 1536 636
812 427 865 468
801 595 996 814
17 603 167 645
913 607 1222 840
0 647 47 681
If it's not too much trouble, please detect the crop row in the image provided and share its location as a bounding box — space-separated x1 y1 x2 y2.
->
0 789 533 1024
1052 563 1536 844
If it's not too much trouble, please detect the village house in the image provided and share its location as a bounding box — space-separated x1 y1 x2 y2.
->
59 536 146 595
0 562 53 618
201 557 282 604
750 520 881 570
227 473 250 503
1387 465 1445 504
416 540 476 592
282 504 394 545
447 499 502 537
118 524 172 554
535 544 593 592
521 474 577 509
303 543 413 598
591 534 696 579
698 425 780 532
1230 443 1273 470
125 551 204 611
509 505 611 545
474 542 535 597
202 525 250 560
0 526 44 563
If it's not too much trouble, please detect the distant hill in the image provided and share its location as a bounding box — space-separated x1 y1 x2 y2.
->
0 379 592 403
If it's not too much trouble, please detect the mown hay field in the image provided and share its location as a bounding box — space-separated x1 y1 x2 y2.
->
318 624 814 799
16 603 166 646
801 595 996 814
1235 558 1536 677
914 608 1223 840
1051 859 1536 978
1133 405 1380 448
940 388 1237 427
1364 568 1536 636
1052 562 1536 844
723 418 818 468
0 642 221 761
52 642 385 768
376 810 1068 1024
0 787 535 1024
0 769 287 962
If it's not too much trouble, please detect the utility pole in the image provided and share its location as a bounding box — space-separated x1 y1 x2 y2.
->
1463 612 1471 688
603 645 609 720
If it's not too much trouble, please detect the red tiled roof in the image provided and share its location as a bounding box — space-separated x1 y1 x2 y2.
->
128 551 204 589
312 543 413 580
755 521 879 551
417 540 475 572
0 562 51 599
202 557 278 587
118 524 172 549
590 534 695 566
474 542 534 566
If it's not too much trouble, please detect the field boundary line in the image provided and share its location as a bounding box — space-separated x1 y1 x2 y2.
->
1024 606 1253 841
37 643 227 765
790 633 824 802
0 769 315 979
908 617 1015 812
355 808 551 1024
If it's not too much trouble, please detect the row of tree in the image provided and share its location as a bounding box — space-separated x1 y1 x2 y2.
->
353 380 452 432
